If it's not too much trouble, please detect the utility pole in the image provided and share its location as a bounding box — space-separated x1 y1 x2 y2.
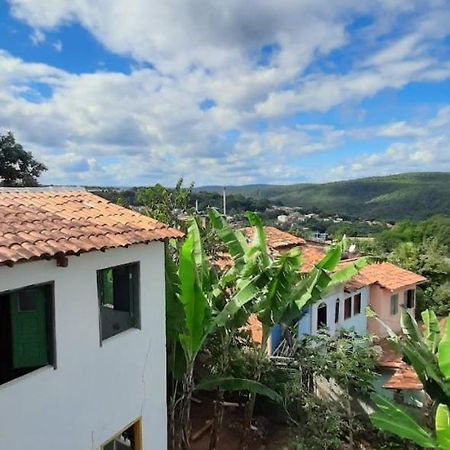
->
223 186 227 216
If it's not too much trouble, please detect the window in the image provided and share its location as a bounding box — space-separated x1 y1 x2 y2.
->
102 419 142 450
344 297 352 320
317 303 327 329
353 293 362 315
405 289 415 309
0 283 55 386
390 294 399 315
97 262 140 341
335 299 340 323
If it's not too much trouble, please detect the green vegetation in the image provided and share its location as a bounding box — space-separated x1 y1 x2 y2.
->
166 211 364 449
197 172 450 221
0 131 47 187
370 309 450 449
357 216 450 316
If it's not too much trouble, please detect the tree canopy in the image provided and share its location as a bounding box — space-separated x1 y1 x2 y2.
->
0 132 47 187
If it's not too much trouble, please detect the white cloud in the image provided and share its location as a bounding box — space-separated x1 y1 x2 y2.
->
53 40 63 52
328 106 450 179
1 1 450 185
29 28 45 45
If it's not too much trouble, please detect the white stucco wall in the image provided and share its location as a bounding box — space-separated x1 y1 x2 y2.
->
0 243 166 450
298 286 369 338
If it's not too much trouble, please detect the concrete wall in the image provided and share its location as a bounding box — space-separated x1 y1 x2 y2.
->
0 243 166 450
367 284 416 337
298 286 369 338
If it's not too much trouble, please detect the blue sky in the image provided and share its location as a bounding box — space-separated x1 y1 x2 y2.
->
0 0 450 186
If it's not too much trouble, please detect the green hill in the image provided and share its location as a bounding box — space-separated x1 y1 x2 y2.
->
197 172 450 221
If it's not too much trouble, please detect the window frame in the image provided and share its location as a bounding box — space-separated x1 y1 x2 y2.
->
344 297 352 320
405 289 415 309
353 293 362 316
0 281 56 387
317 302 327 330
390 293 399 315
335 298 340 324
97 261 141 344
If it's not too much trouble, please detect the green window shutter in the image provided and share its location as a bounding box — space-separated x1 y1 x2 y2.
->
9 288 49 369
98 269 114 306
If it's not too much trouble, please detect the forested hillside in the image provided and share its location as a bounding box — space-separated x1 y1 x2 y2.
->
197 172 450 221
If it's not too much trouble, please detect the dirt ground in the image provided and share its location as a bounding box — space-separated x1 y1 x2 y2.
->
189 394 293 450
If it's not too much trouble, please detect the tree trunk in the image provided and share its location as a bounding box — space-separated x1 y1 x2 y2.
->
239 334 269 450
176 363 195 450
209 394 224 450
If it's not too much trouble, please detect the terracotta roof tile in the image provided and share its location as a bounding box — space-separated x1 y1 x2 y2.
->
345 262 426 292
244 226 306 249
0 188 183 266
383 364 423 390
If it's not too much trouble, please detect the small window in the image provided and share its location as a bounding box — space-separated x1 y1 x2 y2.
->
0 283 55 386
390 294 399 315
405 289 415 309
344 297 352 320
102 419 142 450
97 262 140 341
353 293 362 315
335 299 340 323
317 303 327 329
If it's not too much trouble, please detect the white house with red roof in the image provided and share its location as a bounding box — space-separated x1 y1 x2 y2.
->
0 188 181 450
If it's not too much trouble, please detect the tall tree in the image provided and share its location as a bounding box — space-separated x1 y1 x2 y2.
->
136 178 193 227
0 132 47 187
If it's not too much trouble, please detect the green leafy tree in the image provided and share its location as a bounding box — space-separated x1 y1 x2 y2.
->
0 131 47 186
370 309 450 449
137 178 193 227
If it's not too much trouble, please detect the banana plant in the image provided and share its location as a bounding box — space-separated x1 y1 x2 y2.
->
166 217 280 450
208 208 368 449
369 308 450 449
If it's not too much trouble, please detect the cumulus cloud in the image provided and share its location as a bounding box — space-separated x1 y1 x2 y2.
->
1 0 450 185
328 106 450 179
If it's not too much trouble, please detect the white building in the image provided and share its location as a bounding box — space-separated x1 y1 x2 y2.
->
297 286 369 337
0 188 181 450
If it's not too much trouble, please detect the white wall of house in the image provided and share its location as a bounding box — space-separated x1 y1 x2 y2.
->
0 242 166 450
298 286 369 338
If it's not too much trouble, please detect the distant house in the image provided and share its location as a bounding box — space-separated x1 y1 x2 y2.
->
0 188 181 450
349 262 426 337
233 227 426 352
295 262 425 341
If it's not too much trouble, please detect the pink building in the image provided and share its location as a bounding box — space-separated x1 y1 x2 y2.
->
347 262 426 337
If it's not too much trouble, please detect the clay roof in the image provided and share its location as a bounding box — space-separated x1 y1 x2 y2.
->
244 226 306 249
0 188 183 266
375 339 422 390
383 364 423 390
299 244 326 272
376 338 403 369
345 262 426 292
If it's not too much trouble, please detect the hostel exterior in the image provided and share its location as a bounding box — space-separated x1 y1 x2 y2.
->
0 188 181 450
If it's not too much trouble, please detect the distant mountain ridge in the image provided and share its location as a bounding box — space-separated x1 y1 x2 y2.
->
195 172 450 221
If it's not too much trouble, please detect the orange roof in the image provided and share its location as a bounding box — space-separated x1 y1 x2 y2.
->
244 226 306 249
383 364 423 390
346 262 426 292
0 188 182 266
375 339 422 390
299 244 325 272
376 338 403 369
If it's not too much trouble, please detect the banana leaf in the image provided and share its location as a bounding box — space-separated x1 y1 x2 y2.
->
371 393 436 448
436 404 450 450
197 376 282 403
